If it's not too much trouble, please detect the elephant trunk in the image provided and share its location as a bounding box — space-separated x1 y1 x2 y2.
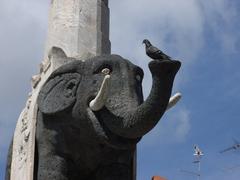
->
102 60 181 139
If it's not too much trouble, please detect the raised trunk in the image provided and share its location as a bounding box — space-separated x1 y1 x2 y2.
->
101 60 181 139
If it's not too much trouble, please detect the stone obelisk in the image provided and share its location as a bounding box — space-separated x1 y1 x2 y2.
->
44 0 111 60
10 1 111 180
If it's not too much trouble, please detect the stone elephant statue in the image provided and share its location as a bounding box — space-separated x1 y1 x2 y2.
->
6 48 181 180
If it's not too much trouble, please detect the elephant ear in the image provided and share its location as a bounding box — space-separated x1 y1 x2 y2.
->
38 73 81 115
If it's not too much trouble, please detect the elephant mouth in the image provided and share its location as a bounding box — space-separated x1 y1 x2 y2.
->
86 73 141 149
96 109 141 148
86 107 141 149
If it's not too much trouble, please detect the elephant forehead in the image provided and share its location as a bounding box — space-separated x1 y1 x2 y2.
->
50 54 142 77
50 60 84 78
84 55 141 72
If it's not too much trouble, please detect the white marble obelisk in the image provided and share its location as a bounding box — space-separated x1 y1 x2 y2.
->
44 0 111 60
10 1 110 180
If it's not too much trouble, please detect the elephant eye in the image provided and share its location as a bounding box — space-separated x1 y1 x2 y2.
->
135 67 144 82
94 64 112 74
101 68 110 75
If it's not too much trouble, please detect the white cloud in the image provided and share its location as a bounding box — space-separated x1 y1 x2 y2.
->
199 0 240 54
143 0 238 56
174 109 191 142
110 0 204 63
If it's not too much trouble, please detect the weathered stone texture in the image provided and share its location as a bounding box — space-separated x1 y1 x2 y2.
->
44 0 111 60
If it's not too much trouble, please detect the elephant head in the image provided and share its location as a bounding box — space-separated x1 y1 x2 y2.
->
37 47 181 149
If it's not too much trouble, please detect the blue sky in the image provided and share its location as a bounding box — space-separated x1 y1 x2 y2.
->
1 0 240 179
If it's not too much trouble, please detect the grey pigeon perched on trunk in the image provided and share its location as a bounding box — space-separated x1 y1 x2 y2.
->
143 39 171 60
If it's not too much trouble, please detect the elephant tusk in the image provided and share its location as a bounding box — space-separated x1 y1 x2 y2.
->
89 74 111 111
166 92 182 110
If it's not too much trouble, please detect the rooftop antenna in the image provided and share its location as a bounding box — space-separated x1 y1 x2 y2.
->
180 145 204 180
193 145 204 174
220 138 240 153
219 138 240 174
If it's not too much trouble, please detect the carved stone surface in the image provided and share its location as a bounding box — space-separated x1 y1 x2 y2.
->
9 52 57 180
31 75 41 89
39 60 51 73
44 0 111 60
10 95 35 180
6 51 180 180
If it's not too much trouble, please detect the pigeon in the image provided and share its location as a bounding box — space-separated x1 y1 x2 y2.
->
142 39 171 60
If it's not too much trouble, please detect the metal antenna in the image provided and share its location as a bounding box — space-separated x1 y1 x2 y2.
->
180 144 203 180
193 145 203 180
220 137 240 153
